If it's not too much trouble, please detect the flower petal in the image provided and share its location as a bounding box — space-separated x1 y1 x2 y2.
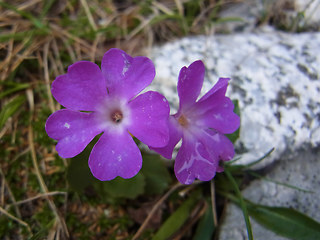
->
199 77 230 102
128 91 170 148
198 97 240 134
174 136 219 185
177 60 205 111
150 116 183 159
52 61 108 111
174 128 235 184
191 78 230 115
101 48 155 100
201 129 235 162
88 132 142 181
45 109 102 158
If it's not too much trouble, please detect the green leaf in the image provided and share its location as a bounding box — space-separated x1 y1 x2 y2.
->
141 152 172 195
226 100 240 143
193 203 214 240
152 190 201 240
0 83 29 100
67 140 97 192
96 173 145 200
247 203 320 240
215 171 240 193
0 95 26 129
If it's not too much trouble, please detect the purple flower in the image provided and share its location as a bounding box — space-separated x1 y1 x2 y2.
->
151 60 240 184
45 48 170 181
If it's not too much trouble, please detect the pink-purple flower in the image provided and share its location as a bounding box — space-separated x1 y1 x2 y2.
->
151 60 240 185
45 48 170 181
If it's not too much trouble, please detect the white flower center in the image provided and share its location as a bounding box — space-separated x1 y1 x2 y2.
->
95 98 131 134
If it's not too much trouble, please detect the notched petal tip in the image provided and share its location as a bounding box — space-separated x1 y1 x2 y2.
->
101 48 155 100
103 48 128 57
51 61 107 111
88 132 142 181
198 77 230 103
218 77 231 82
45 109 102 159
189 60 205 70
177 60 206 110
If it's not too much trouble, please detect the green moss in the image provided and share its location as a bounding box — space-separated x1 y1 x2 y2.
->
31 203 55 234
0 216 20 238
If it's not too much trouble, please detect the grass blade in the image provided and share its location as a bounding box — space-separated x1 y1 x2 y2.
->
0 83 29 100
0 2 48 30
192 203 214 240
247 203 320 240
243 148 275 169
152 190 201 240
225 169 253 240
0 95 26 129
227 148 275 171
